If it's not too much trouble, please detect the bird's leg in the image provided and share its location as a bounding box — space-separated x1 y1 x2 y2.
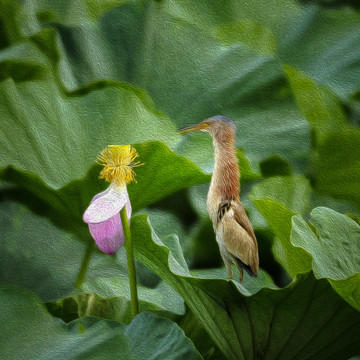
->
238 267 244 285
226 263 233 280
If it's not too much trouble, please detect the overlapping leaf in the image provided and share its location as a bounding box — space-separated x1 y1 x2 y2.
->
0 285 201 360
0 71 179 189
17 0 313 173
0 140 209 247
0 0 360 359
131 214 360 360
0 200 184 317
311 129 360 208
251 176 360 313
0 200 86 301
1 194 359 359
291 207 360 311
250 176 313 277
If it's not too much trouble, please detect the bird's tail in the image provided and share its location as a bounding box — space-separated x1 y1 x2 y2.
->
235 257 257 277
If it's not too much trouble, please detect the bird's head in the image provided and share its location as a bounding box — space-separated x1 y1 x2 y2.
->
179 116 236 142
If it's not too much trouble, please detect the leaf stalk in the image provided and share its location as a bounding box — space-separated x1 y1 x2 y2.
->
120 206 139 318
75 240 95 288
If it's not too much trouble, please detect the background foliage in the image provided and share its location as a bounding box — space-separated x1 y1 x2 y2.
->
0 0 360 359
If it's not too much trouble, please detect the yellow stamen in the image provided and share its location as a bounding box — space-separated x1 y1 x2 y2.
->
97 145 142 185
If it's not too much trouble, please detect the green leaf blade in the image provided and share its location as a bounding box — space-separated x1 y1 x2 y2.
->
131 214 360 360
291 207 360 310
0 285 201 360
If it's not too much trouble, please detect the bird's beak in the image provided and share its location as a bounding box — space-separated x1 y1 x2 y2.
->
178 123 204 134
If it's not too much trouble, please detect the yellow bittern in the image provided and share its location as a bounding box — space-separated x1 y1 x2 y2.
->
179 116 259 283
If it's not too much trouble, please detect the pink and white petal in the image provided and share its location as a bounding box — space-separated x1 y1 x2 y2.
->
88 213 124 254
83 183 128 223
90 185 112 203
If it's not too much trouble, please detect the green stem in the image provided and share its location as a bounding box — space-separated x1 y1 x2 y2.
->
120 206 139 318
75 240 94 288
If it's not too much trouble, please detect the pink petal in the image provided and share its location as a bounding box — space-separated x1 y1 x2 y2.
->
83 184 131 223
88 213 124 254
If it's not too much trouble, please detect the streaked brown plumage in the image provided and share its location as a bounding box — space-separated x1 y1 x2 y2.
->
179 116 259 283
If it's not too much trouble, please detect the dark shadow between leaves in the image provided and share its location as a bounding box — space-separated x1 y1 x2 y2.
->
299 0 360 9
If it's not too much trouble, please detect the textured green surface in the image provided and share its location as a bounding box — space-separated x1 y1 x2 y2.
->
131 215 360 360
1 0 360 358
0 285 200 360
291 207 360 311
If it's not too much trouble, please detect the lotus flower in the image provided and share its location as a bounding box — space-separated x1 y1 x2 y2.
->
83 145 141 254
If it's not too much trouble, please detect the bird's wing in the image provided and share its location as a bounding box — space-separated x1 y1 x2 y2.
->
232 201 257 242
217 199 259 276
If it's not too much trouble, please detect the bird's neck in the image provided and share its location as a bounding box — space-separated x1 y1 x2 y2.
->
210 135 240 201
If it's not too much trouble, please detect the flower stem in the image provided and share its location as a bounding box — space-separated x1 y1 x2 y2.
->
75 240 94 288
120 206 139 318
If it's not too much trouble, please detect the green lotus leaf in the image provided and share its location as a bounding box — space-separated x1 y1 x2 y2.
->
17 0 311 173
0 200 86 301
131 214 360 360
311 129 360 208
1 195 360 359
276 5 360 100
291 207 360 310
292 207 360 280
178 307 224 360
22 0 360 98
250 175 312 214
129 141 210 212
283 64 347 142
252 178 360 310
252 198 312 278
0 0 23 46
0 42 48 82
216 21 277 56
15 0 360 177
46 292 178 325
0 73 179 189
0 1 359 358
0 140 209 242
250 176 314 277
0 199 184 316
125 310 202 360
2 0 359 188
0 285 201 360
19 0 129 30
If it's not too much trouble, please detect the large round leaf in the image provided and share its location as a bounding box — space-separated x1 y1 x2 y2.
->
0 285 201 360
250 176 313 277
311 129 360 208
17 0 314 173
251 178 360 311
131 214 360 360
0 68 179 189
0 200 86 301
16 0 360 172
0 199 184 316
0 141 209 242
291 207 360 311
